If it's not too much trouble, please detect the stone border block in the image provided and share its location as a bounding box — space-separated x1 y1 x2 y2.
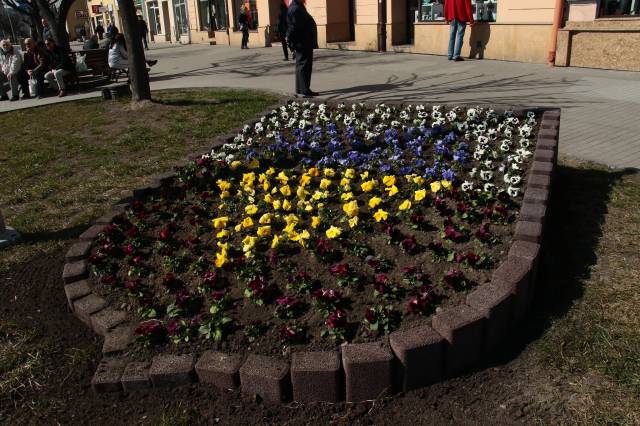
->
515 220 543 243
432 305 485 376
533 148 555 163
62 260 89 284
520 202 547 223
537 128 558 140
195 351 243 390
79 224 105 241
149 354 196 387
537 137 558 152
91 357 126 393
65 241 93 262
291 351 342 403
389 326 445 391
73 294 107 326
90 308 128 336
523 187 549 205
530 161 554 176
64 280 92 311
528 174 551 190
121 361 151 392
103 324 136 355
492 257 533 323
466 283 513 354
240 354 291 402
342 341 395 402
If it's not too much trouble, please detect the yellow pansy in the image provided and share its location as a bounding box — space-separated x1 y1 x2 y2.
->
413 176 426 186
383 175 396 187
307 167 320 177
242 217 254 228
430 181 442 193
257 226 271 237
399 199 412 211
242 236 257 254
374 209 389 222
369 196 383 209
345 168 356 179
297 185 308 200
242 173 255 185
216 229 230 239
283 222 296 235
212 216 229 229
271 234 280 248
217 179 231 192
342 200 360 218
285 214 299 226
248 158 260 169
280 185 292 197
264 193 274 204
291 229 310 247
441 180 452 190
360 171 369 180
277 171 289 185
272 199 282 210
385 185 399 197
217 242 228 251
326 226 342 239
282 199 292 211
311 216 321 228
259 213 272 224
414 189 427 201
215 250 228 268
245 204 258 215
341 192 354 201
304 203 314 212
262 180 270 191
361 179 376 193
340 177 351 187
234 223 242 232
266 167 276 175
230 160 242 170
220 190 230 199
319 178 332 190
348 216 359 228
299 174 311 187
323 168 336 177
312 190 324 201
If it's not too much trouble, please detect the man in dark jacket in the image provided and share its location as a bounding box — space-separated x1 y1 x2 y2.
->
286 0 318 97
43 38 74 97
238 6 250 49
23 38 48 98
277 0 293 60
138 15 149 50
95 23 105 40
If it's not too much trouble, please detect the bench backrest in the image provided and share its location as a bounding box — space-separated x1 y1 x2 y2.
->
74 48 109 74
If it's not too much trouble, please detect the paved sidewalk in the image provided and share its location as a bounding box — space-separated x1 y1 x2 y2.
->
2 44 639 169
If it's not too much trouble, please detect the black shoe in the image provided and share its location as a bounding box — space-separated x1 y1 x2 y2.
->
307 90 319 96
148 60 158 67
22 94 31 100
0 96 8 101
10 96 19 101
454 57 464 62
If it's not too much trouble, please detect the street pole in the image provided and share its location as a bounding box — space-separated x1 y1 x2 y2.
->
0 208 20 249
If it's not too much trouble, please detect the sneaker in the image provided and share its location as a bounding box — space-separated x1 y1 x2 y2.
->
148 60 158 67
454 57 464 62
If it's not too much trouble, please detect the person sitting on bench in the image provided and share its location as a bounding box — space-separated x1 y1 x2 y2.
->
108 34 157 74
43 38 74 97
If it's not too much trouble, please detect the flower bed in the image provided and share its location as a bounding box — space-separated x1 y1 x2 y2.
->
63 101 560 402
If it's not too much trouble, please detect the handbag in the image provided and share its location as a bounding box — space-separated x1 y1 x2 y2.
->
28 77 38 97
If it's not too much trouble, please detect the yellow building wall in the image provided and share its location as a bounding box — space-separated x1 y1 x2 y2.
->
66 0 90 41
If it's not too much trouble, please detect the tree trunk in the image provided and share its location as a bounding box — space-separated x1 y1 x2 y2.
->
33 0 70 51
117 0 151 102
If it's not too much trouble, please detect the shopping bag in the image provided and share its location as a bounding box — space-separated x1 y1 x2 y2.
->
28 77 38 97
75 53 89 73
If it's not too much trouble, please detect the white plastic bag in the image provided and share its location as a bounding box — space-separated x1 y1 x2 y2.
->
75 53 89 73
28 77 38 97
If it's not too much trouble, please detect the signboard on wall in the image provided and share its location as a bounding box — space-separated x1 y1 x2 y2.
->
91 5 107 13
76 10 89 18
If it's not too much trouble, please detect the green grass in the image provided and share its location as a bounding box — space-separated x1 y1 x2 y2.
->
0 89 280 273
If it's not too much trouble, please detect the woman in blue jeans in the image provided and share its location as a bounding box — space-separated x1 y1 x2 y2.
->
444 0 474 61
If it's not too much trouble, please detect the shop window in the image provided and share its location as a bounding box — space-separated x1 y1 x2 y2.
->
199 0 211 30
147 1 162 34
234 0 258 30
599 0 640 16
173 0 188 37
212 0 228 30
415 0 497 22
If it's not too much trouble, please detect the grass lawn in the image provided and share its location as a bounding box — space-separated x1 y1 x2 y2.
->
0 91 638 423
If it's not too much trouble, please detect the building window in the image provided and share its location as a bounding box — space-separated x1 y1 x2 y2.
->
212 0 228 30
199 0 211 30
147 1 161 34
415 0 497 22
234 0 258 30
173 0 188 37
599 0 640 16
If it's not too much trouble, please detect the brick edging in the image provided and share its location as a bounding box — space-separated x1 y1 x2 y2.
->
62 102 559 402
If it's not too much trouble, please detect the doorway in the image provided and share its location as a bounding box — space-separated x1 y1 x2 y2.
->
326 0 355 43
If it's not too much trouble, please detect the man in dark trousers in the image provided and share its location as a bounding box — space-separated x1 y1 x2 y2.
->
286 0 318 98
277 0 293 61
95 23 105 40
138 15 149 50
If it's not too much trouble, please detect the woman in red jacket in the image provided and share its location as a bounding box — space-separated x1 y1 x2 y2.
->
445 0 474 61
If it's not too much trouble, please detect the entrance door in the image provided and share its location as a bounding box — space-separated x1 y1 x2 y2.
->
348 0 355 41
406 0 418 44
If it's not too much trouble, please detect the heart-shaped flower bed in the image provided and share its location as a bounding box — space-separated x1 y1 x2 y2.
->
88 102 539 358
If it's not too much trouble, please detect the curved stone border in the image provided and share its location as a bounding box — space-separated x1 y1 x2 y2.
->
61 102 559 402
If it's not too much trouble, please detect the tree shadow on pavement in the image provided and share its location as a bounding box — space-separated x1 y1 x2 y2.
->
487 162 638 368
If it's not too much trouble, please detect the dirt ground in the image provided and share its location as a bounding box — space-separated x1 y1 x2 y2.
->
2 158 639 425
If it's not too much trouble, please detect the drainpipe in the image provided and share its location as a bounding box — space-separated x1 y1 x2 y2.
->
547 0 564 66
377 0 387 52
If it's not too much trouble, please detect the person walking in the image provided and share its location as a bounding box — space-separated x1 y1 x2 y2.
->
238 6 250 49
287 0 318 97
138 15 149 50
95 23 105 40
277 0 293 61
444 0 474 61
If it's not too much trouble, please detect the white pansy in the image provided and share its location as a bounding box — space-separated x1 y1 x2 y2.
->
507 186 519 197
469 167 478 177
510 175 521 185
461 181 474 191
480 170 493 181
467 108 478 120
483 159 493 169
484 183 495 192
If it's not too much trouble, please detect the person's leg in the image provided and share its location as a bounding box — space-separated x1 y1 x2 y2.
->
295 49 305 94
304 49 314 93
18 71 29 98
8 73 20 99
0 72 9 100
143 34 149 49
281 36 288 59
35 71 45 98
454 21 466 59
44 70 55 89
54 69 67 93
448 19 457 60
